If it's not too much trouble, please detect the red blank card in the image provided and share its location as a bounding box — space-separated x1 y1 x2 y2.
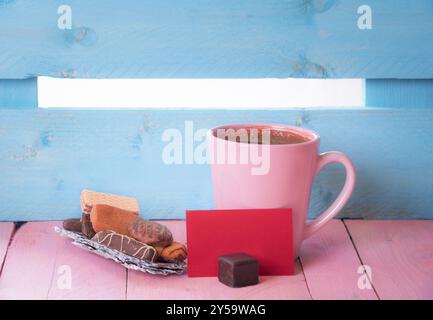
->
186 208 294 277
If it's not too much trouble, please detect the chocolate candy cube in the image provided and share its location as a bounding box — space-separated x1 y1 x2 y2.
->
218 253 259 288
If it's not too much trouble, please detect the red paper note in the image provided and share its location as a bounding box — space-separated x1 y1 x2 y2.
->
186 208 294 277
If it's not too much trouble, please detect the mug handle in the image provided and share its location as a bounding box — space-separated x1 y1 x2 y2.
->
303 151 356 239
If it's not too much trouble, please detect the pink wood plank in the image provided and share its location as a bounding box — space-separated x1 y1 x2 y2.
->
345 220 433 300
0 223 15 272
47 225 127 300
0 222 58 299
300 220 377 300
0 222 126 300
127 220 311 300
128 263 310 300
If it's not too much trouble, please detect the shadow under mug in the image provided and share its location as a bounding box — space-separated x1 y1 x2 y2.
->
208 123 356 258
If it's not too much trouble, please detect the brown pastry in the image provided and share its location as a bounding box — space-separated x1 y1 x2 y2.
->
156 242 187 263
90 204 139 234
80 189 139 215
128 218 173 247
92 231 158 262
81 212 96 238
63 218 82 233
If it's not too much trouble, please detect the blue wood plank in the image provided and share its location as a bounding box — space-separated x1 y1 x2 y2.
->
0 108 432 221
0 1 433 79
0 78 37 108
366 80 433 108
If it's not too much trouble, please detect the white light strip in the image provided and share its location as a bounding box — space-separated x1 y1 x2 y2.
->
38 77 364 108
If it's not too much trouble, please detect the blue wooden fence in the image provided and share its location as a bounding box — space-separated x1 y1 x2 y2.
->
0 1 432 221
1 1 433 79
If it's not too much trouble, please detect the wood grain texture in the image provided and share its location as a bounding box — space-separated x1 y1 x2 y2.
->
345 220 433 300
0 108 432 221
0 222 126 300
128 263 310 300
0 222 60 299
366 80 433 108
127 220 311 300
0 220 431 300
0 79 38 109
0 223 14 273
300 220 377 299
0 1 432 79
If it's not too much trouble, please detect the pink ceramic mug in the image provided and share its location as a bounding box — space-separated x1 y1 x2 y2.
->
208 123 356 258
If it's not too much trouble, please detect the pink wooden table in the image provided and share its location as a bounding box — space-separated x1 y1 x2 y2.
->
0 220 432 300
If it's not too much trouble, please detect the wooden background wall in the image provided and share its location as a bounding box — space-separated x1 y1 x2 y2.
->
0 0 432 221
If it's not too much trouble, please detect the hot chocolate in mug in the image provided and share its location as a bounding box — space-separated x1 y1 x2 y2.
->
208 123 356 258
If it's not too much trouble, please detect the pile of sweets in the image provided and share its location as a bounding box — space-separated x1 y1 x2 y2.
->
62 190 187 264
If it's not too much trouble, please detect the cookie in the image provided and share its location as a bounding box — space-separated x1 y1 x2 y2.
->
63 218 82 233
156 242 187 263
128 219 173 247
92 230 158 262
80 189 139 214
90 204 138 234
